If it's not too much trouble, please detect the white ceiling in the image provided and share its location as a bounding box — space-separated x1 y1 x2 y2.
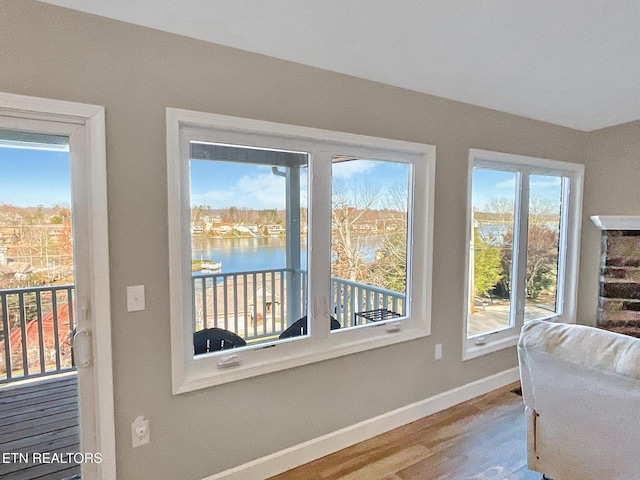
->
38 0 640 131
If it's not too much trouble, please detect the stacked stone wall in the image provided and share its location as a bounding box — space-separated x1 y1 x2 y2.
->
598 230 640 337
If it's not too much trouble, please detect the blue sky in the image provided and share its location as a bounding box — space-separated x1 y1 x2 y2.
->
190 158 410 210
472 168 562 211
191 161 289 209
0 146 71 207
1 146 565 214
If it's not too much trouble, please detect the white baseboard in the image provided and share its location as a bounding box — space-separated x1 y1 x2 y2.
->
204 367 520 480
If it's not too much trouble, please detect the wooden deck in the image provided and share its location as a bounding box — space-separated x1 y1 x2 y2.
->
0 373 80 480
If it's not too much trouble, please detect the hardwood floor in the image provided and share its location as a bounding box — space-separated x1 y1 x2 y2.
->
0 374 80 480
270 383 541 480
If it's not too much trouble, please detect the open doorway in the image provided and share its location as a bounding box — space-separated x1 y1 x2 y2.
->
0 94 115 479
0 131 81 479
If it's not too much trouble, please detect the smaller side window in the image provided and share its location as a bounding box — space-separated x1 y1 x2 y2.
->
463 150 583 360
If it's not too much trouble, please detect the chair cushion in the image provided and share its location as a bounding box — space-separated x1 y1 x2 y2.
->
519 319 640 380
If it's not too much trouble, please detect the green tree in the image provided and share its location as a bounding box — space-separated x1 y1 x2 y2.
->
482 195 560 300
473 228 502 298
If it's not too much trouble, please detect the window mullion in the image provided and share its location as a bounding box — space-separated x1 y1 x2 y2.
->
555 177 571 316
285 164 303 323
308 149 332 338
179 130 196 362
512 172 530 328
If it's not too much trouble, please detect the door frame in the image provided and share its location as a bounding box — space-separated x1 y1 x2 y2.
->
0 92 116 479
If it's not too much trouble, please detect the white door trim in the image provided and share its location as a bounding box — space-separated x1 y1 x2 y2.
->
0 92 116 479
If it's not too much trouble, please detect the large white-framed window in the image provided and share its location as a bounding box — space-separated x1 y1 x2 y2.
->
167 109 435 392
463 149 583 360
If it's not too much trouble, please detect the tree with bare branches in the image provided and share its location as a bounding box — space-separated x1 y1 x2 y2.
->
331 178 381 282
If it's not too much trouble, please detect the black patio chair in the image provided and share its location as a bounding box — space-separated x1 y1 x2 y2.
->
278 315 341 339
193 327 247 354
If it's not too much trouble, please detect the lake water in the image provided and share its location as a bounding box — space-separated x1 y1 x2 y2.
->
192 234 388 275
192 236 306 275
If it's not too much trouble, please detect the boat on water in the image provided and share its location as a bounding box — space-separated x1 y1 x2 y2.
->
200 260 222 271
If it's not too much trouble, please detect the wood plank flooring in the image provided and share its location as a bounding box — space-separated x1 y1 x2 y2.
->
270 383 541 480
0 374 80 480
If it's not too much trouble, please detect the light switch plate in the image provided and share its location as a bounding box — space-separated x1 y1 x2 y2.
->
127 285 145 312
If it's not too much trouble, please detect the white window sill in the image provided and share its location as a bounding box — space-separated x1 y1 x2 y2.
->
462 334 519 361
175 324 429 394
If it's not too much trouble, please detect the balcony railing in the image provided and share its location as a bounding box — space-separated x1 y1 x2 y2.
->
332 277 406 327
193 269 405 343
192 268 307 343
0 273 407 385
0 285 76 384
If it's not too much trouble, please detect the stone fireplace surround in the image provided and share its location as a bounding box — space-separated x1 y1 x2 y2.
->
592 216 640 337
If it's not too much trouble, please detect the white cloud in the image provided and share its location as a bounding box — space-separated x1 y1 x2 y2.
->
192 172 286 209
237 173 285 208
495 178 516 190
530 177 562 189
332 160 376 179
191 189 237 208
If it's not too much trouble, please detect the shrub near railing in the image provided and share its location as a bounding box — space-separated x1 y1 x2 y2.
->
0 285 75 384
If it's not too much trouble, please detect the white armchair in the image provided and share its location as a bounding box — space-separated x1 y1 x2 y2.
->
518 319 640 480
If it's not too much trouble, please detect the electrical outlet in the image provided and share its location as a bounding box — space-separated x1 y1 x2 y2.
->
127 285 145 312
132 416 150 447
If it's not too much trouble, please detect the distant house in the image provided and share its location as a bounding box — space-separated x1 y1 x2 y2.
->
264 225 285 236
233 224 259 234
0 262 33 282
213 223 233 234
353 223 377 232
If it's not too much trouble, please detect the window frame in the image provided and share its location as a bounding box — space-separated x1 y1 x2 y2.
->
462 149 584 361
167 108 435 393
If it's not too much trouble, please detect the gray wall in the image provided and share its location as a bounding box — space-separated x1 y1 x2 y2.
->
577 121 640 327
1 2 617 479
